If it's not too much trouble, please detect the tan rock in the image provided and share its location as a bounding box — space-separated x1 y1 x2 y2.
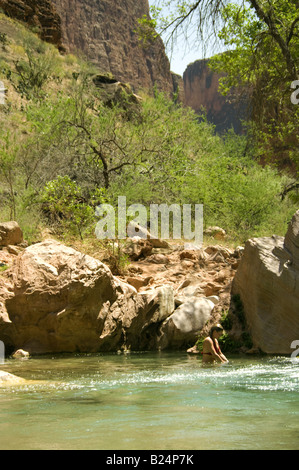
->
51 0 174 95
0 222 23 247
284 209 299 267
0 240 188 353
0 239 121 353
0 0 62 47
158 296 217 349
181 260 195 269
204 282 222 296
204 226 226 240
99 285 175 351
147 254 170 264
0 370 26 385
232 210 299 354
127 223 171 249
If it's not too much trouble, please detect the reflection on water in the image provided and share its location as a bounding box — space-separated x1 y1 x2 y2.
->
0 352 298 450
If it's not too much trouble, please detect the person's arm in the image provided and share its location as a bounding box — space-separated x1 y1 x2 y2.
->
219 352 228 363
215 340 228 363
205 338 226 363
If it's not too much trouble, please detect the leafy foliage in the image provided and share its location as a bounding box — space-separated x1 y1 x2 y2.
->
41 176 106 239
209 1 299 174
0 14 297 244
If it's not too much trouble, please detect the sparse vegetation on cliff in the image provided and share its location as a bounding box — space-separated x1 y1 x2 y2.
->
0 13 297 246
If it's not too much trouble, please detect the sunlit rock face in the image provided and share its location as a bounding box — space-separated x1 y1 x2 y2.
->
51 0 174 94
232 210 299 354
0 0 174 94
183 59 247 134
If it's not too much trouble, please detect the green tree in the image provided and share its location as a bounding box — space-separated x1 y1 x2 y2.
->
209 1 299 192
148 0 299 196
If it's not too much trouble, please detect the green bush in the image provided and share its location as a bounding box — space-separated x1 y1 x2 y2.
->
12 33 61 99
41 175 106 240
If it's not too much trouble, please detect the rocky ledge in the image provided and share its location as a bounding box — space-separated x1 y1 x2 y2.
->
0 222 240 355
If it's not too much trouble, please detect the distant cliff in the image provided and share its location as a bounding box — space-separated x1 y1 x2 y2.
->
183 59 247 134
0 0 174 94
0 0 247 122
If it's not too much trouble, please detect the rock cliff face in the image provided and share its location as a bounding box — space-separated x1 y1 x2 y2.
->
0 0 174 94
183 59 247 133
232 210 299 354
51 0 174 94
0 0 63 47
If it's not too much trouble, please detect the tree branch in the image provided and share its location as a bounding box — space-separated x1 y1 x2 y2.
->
280 181 299 200
287 16 299 45
249 0 297 78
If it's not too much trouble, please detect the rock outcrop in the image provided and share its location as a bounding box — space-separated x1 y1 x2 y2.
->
0 221 23 247
232 210 299 354
158 295 218 350
183 59 247 133
0 370 26 385
0 238 194 354
0 0 63 48
51 0 174 94
0 0 174 94
0 225 242 354
0 239 120 353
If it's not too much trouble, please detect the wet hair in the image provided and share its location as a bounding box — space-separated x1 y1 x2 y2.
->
209 324 224 338
209 324 224 352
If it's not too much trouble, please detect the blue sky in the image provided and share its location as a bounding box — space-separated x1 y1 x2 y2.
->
164 43 206 77
147 0 233 76
147 0 219 76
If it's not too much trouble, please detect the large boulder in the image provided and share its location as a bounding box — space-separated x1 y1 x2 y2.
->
157 296 217 349
0 240 120 353
99 285 175 351
232 210 299 354
0 370 26 385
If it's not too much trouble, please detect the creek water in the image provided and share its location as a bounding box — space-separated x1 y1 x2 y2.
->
0 352 298 450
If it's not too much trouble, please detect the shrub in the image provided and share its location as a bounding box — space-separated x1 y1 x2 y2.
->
41 175 106 240
12 33 61 99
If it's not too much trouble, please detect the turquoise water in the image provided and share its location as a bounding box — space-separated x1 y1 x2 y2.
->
0 352 298 450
